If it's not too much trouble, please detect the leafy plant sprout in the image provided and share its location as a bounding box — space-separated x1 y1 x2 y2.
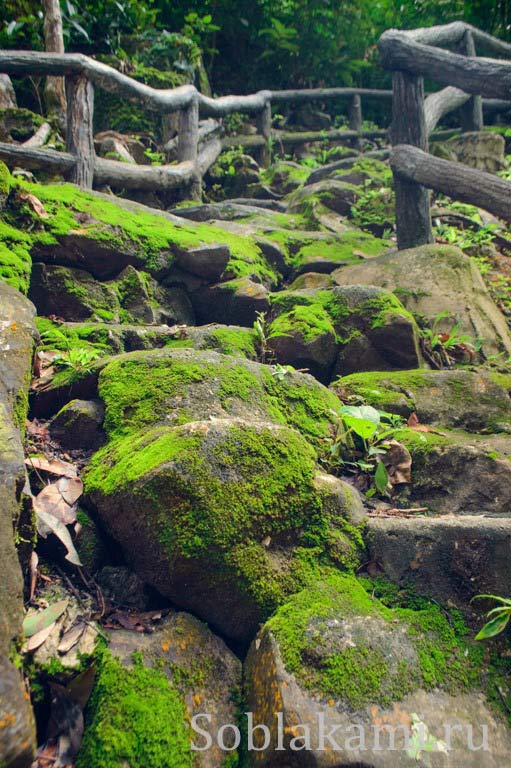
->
472 594 511 640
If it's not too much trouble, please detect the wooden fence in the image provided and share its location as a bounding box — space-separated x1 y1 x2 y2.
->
379 22 511 249
0 31 510 207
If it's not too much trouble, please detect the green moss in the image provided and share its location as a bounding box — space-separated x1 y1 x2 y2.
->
292 229 388 268
95 349 343 444
336 369 430 410
205 327 258 359
360 292 416 329
0 161 11 197
269 303 335 343
0 218 32 294
76 649 192 768
267 571 487 710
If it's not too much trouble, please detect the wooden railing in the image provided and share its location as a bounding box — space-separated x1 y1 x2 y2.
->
0 33 511 205
379 22 511 249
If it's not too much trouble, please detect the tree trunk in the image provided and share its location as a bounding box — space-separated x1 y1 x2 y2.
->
42 0 67 130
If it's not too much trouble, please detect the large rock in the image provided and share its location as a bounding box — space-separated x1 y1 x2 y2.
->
245 571 511 767
337 368 511 433
191 276 270 326
446 131 506 174
287 179 358 218
83 349 366 641
332 244 511 358
92 612 242 768
366 516 511 615
0 283 37 767
268 285 422 382
49 398 106 451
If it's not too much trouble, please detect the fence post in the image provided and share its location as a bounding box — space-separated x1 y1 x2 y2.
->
459 30 483 132
349 93 362 150
256 100 272 168
391 70 433 249
65 74 94 188
177 93 201 200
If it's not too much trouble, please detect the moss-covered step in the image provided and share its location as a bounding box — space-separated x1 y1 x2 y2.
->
267 285 422 383
332 244 511 358
2 181 279 286
30 325 260 418
366 515 511 618
78 612 242 768
0 282 37 767
245 571 511 767
29 263 195 325
335 368 511 434
85 418 365 642
82 348 366 641
389 427 511 516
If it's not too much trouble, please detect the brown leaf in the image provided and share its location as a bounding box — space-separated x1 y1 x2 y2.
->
29 551 38 603
19 191 49 219
26 456 78 479
27 419 49 440
57 623 86 654
381 439 412 485
407 412 447 436
34 477 83 525
25 622 56 652
64 664 96 710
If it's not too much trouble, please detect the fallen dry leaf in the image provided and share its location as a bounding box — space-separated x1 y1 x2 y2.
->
407 412 447 436
381 439 412 485
26 456 78 479
36 508 82 566
25 622 56 653
29 551 38 603
18 191 49 219
33 477 83 525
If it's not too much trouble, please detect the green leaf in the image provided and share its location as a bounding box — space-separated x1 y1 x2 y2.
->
374 461 389 494
471 594 511 606
23 600 68 638
341 405 380 440
475 613 511 640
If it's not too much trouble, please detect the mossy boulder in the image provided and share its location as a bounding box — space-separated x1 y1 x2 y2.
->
83 349 366 641
245 571 511 767
332 244 511 358
261 161 310 194
191 276 270 326
29 263 121 322
390 427 511 516
0 218 32 294
102 611 242 768
268 285 422 382
336 368 511 434
49 399 106 451
287 179 359 219
77 648 193 768
0 283 37 766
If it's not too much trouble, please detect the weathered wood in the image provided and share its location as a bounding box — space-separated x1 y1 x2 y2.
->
0 142 76 172
379 31 511 99
94 158 195 190
164 119 220 154
177 97 199 164
0 74 16 109
66 75 94 188
199 90 271 116
391 144 511 222
0 51 197 112
484 98 511 112
459 30 483 132
391 71 433 249
349 94 362 150
42 0 66 129
424 87 470 135
256 102 272 167
222 127 387 150
197 138 222 176
22 122 52 148
269 87 393 103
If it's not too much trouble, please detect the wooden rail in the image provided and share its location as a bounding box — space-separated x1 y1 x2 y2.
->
0 37 510 203
379 22 511 249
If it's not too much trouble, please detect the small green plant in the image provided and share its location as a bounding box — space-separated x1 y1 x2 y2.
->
472 595 511 640
320 404 404 496
420 311 481 368
40 328 102 374
253 310 271 363
434 221 498 252
143 147 166 165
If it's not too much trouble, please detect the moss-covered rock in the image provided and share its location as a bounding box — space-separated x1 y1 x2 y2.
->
0 286 38 767
0 217 32 294
77 648 193 768
336 368 511 434
191 276 270 326
267 285 422 382
29 263 121 322
49 399 106 451
0 159 11 211
82 349 365 641
332 244 511 358
103 611 242 768
287 179 359 219
260 161 310 194
245 571 511 766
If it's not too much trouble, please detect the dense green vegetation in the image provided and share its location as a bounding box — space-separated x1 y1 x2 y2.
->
2 0 510 96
